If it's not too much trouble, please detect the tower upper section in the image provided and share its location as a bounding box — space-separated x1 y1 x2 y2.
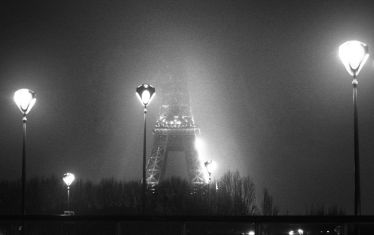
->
154 65 198 133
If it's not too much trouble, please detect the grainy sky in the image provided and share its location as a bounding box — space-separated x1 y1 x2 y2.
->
1 0 374 214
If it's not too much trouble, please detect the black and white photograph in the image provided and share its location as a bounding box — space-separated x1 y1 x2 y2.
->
0 0 374 234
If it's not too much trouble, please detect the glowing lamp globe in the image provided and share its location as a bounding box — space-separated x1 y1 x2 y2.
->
14 89 36 115
136 84 155 106
63 173 75 187
338 40 369 77
204 160 217 175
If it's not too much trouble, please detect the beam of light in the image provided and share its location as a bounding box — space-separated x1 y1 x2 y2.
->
195 137 206 161
63 172 76 186
195 137 211 183
14 89 36 115
338 40 369 77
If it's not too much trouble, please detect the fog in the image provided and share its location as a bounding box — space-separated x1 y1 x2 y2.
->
1 0 374 214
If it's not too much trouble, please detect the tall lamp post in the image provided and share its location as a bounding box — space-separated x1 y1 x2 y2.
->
63 172 76 215
14 89 36 216
338 40 369 216
136 84 155 214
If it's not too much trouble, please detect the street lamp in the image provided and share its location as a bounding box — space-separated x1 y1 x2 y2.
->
136 83 155 214
63 172 75 215
204 160 217 212
14 89 36 216
204 160 212 183
339 41 369 77
338 40 369 216
204 160 217 183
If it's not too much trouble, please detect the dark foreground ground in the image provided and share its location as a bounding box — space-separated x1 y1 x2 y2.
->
0 215 373 235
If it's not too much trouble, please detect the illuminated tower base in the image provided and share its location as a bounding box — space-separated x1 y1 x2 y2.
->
146 119 205 186
145 66 205 186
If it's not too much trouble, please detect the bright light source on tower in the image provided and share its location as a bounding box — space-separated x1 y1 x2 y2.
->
14 89 36 115
195 137 205 153
63 173 75 187
136 84 155 106
339 40 369 77
195 137 208 163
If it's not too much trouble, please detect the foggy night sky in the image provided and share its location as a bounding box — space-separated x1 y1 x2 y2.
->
1 0 374 214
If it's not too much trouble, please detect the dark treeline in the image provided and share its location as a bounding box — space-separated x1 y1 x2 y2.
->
0 171 279 216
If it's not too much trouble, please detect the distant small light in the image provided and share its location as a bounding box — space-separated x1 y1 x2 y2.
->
297 229 304 235
63 173 75 187
248 230 255 235
289 231 294 235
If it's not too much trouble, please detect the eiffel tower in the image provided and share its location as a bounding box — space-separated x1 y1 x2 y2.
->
146 66 205 187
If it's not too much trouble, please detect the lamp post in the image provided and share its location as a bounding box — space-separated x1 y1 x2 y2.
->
136 84 155 214
14 89 36 216
63 172 75 215
338 40 369 216
204 160 213 183
204 160 217 212
204 160 217 184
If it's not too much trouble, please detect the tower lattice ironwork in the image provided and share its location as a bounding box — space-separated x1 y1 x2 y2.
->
146 66 205 186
